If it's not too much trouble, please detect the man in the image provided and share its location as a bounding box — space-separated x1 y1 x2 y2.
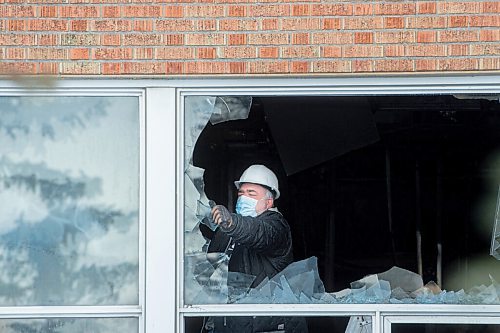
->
205 164 308 333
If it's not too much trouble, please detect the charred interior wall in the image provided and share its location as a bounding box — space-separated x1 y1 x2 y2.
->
193 95 500 293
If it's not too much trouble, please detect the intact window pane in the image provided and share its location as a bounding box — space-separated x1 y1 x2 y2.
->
0 317 138 333
0 96 140 306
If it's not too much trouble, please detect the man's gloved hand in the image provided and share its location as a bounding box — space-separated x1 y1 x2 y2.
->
211 204 233 228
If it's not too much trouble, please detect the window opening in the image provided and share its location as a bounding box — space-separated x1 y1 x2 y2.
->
184 94 500 330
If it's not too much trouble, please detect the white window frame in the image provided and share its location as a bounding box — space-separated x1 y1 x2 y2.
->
0 74 499 333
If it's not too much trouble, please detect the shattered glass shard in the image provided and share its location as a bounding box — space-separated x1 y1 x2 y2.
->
210 96 252 125
378 266 423 293
491 186 500 260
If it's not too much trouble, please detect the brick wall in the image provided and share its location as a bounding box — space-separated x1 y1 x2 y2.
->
0 1 498 76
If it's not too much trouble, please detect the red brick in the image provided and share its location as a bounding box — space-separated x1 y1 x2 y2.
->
61 34 99 46
8 20 26 31
122 6 161 17
0 33 35 46
102 63 121 75
69 48 90 60
102 6 120 17
123 33 162 45
59 6 99 17
102 34 121 46
374 3 415 15
248 61 288 74
155 19 194 31
220 46 256 59
0 5 34 17
134 20 153 31
417 31 437 43
470 16 500 27
482 2 499 13
135 48 154 59
28 48 66 59
292 4 310 16
156 47 194 60
470 44 500 56
185 61 227 74
259 47 279 58
165 62 183 74
439 2 481 14
219 19 258 31
197 20 216 31
93 19 132 31
248 4 289 17
344 17 383 30
450 17 470 29
228 5 246 17
481 58 500 70
375 31 415 43
38 62 59 74
164 34 184 45
71 20 88 31
39 6 56 17
416 59 438 71
321 46 341 58
375 59 413 72
313 32 353 44
197 47 216 59
281 46 319 58
282 18 320 31
292 33 310 45
185 33 224 45
229 62 246 74
407 44 446 57
352 60 373 72
354 4 372 15
322 18 341 30
0 62 36 74
28 19 67 31
439 30 478 42
290 61 309 73
164 5 183 17
343 45 382 58
37 34 58 46
123 62 164 74
6 48 25 60
385 17 404 29
448 44 470 56
261 18 278 30
184 5 224 17
438 58 478 71
480 30 500 41
94 48 133 59
407 17 446 29
354 32 373 44
248 33 288 45
312 60 350 73
418 2 436 14
311 4 352 16
384 45 405 57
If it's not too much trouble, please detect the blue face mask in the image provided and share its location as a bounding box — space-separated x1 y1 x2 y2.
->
235 195 259 217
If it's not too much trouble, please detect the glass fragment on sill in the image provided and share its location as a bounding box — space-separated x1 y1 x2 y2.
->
184 96 252 305
490 185 500 260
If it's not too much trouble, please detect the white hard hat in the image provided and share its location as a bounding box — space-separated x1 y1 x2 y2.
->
234 164 280 199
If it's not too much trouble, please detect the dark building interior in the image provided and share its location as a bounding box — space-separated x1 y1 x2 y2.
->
190 94 500 332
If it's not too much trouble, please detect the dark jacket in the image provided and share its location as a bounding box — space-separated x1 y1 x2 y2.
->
205 209 308 333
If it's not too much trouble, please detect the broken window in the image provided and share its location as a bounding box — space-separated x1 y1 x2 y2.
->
184 94 500 315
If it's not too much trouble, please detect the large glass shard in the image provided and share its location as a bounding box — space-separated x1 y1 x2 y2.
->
184 96 252 305
209 96 252 124
491 185 500 259
0 96 139 306
377 266 423 293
